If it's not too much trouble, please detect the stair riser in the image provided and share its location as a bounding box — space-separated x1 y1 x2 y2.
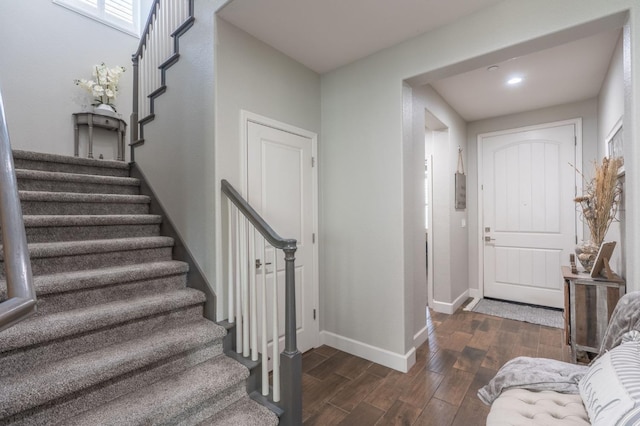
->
177 385 248 426
20 200 149 215
18 179 139 195
17 224 160 243
0 247 173 278
0 305 205 378
35 273 188 316
13 158 129 178
2 344 224 426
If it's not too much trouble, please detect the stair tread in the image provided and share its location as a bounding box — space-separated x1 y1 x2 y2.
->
16 169 140 186
0 236 174 261
0 261 188 296
22 214 163 227
12 150 129 170
0 288 206 352
64 356 249 426
198 396 279 426
0 319 227 418
19 190 150 203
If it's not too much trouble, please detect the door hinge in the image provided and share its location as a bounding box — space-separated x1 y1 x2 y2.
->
312 233 316 243
313 309 316 320
312 157 316 167
574 136 577 146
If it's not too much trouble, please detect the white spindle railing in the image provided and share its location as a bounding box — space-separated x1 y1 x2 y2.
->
130 0 193 160
222 180 301 424
227 206 284 401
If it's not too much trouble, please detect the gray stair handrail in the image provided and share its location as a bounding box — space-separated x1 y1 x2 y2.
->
0 88 37 332
221 179 302 426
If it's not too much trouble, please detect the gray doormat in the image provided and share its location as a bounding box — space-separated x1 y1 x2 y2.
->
472 298 563 329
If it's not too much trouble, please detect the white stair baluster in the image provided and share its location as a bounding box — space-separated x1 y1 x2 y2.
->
249 228 258 361
242 217 249 358
261 241 268 396
227 202 234 323
235 209 242 353
272 253 280 402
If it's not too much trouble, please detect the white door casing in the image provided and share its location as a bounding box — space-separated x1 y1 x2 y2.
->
479 120 581 308
243 112 319 354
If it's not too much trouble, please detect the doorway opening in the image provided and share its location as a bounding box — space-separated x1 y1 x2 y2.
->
424 109 448 309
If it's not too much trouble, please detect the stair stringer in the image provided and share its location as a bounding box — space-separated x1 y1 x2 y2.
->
129 161 215 320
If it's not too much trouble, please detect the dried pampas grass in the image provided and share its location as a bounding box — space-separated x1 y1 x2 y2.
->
574 157 623 246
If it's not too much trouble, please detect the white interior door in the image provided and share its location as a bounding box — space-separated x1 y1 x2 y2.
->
247 119 318 353
481 122 578 308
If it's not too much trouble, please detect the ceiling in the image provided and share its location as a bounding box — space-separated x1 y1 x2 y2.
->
218 0 621 122
218 0 504 73
431 29 621 121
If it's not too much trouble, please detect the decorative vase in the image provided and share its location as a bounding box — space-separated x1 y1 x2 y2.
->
94 103 115 115
575 241 599 272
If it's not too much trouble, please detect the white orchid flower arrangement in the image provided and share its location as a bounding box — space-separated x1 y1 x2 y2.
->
75 63 126 111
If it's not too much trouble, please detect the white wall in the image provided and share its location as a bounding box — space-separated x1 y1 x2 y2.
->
466 99 599 292
598 33 625 275
214 18 321 319
412 85 468 314
0 0 138 159
320 0 640 371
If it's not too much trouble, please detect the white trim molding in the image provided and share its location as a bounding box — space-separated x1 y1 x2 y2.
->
413 324 429 349
320 331 416 373
431 289 470 314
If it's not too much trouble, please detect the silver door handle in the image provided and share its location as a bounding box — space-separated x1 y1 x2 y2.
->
484 236 495 242
255 259 273 269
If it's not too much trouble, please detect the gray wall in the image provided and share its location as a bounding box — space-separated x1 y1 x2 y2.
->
213 18 321 320
598 33 625 275
0 0 138 158
136 0 223 292
466 99 599 292
412 85 468 312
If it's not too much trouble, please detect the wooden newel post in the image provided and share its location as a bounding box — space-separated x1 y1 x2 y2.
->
280 244 302 426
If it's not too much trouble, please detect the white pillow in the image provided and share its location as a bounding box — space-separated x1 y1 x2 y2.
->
578 339 640 426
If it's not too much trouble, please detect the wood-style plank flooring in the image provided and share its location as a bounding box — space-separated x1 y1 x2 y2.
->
302 305 570 425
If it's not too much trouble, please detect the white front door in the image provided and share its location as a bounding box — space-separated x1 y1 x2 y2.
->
481 121 578 308
247 119 318 353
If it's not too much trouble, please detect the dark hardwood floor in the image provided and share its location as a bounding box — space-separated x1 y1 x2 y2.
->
302 305 570 425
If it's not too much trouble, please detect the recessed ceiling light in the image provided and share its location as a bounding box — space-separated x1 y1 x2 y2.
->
507 76 523 85
487 65 499 72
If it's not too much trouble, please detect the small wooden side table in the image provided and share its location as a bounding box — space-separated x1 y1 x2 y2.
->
561 266 625 363
73 112 127 161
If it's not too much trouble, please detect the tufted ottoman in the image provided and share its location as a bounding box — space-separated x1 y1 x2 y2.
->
486 389 590 425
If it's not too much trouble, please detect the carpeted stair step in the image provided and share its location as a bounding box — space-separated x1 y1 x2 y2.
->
12 150 130 177
198 396 279 426
16 169 141 195
0 261 189 316
19 191 150 215
0 237 174 278
0 288 206 376
0 319 227 424
61 356 254 426
15 214 162 243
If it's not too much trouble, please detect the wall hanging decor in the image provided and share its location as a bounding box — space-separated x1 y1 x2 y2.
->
455 147 466 210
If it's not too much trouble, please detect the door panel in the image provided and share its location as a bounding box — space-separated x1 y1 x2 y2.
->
482 123 576 308
247 121 317 353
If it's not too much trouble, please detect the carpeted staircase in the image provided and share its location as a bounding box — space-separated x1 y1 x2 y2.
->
0 150 279 425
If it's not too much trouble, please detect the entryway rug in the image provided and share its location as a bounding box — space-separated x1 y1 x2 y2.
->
472 298 563 329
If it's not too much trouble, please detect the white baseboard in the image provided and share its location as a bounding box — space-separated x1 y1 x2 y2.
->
468 288 482 299
320 331 416 373
413 325 429 349
431 290 470 314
